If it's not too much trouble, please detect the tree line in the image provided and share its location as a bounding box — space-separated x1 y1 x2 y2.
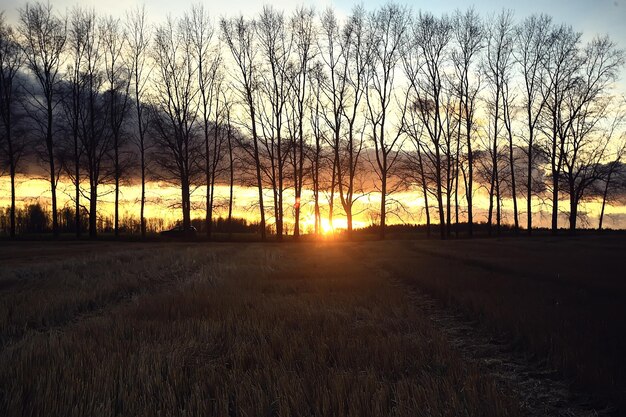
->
0 202 260 236
1 2 625 240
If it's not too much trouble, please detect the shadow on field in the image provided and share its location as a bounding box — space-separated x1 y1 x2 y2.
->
376 237 626 415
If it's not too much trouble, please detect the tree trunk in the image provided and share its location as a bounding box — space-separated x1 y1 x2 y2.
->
47 105 58 238
74 132 80 238
9 157 15 238
550 111 559 235
417 148 431 238
569 189 577 234
205 128 211 239
598 170 612 231
454 137 460 239
140 146 146 238
488 173 494 237
446 142 452 238
227 128 234 240
252 132 266 241
114 138 119 238
329 156 337 235
496 172 501 236
435 147 445 240
508 129 519 233
50 157 58 238
551 174 559 234
527 131 533 235
294 203 300 239
209 174 215 238
466 118 473 238
380 173 386 240
291 146 297 240
313 156 320 236
89 183 97 238
181 177 191 231
276 151 283 241
294 136 305 241
228 176 233 240
491 101 499 237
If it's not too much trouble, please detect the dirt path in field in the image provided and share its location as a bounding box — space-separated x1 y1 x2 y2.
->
359 243 614 417
399 286 612 417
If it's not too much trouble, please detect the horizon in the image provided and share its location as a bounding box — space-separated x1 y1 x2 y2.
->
1 0 626 238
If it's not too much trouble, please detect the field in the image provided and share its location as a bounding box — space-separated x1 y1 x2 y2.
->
0 237 624 416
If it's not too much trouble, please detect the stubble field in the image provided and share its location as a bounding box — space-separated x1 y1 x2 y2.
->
0 236 624 416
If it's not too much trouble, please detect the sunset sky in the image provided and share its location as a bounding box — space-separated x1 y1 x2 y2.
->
1 0 625 231
2 175 625 231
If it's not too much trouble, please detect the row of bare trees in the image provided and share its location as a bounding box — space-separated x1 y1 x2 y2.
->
1 3 625 240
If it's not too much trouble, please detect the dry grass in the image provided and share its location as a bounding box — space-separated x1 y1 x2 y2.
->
0 242 521 417
381 237 626 414
0 246 226 344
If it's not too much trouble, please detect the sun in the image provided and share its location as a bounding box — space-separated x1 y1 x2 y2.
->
320 218 335 235
300 216 336 235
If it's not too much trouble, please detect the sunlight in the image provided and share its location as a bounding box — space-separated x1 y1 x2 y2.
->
320 218 334 235
299 216 344 235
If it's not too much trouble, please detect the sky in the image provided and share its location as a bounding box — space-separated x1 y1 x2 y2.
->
0 0 624 45
1 0 625 230
1 0 625 78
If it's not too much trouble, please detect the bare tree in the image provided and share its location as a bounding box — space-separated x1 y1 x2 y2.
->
287 6 315 239
404 12 452 239
441 86 460 237
401 116 432 236
188 5 221 239
318 7 370 237
255 6 291 240
79 11 109 238
102 16 131 237
561 97 610 231
483 11 515 236
18 2 66 238
451 8 483 237
501 66 520 233
222 90 236 239
125 5 151 238
318 8 344 234
340 8 371 237
150 17 200 232
560 37 624 231
309 61 325 235
365 4 409 239
597 100 626 231
221 16 266 240
515 14 552 234
61 7 88 238
0 13 24 238
207 74 226 238
541 24 581 234
598 136 626 231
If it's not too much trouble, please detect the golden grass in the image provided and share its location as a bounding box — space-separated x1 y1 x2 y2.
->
0 242 521 416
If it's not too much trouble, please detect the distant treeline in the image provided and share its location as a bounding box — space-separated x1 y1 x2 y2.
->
1 3 626 241
0 203 259 236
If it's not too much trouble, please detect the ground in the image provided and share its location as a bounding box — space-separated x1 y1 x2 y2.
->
0 236 624 416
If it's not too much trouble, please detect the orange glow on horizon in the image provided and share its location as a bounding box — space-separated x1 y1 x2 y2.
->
2 174 626 231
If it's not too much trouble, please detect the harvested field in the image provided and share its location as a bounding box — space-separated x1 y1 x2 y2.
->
0 237 623 416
